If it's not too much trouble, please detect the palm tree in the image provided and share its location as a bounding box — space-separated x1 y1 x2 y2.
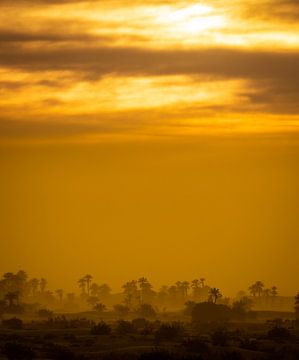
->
29 278 39 296
209 288 222 304
138 277 152 304
200 278 206 288
5 291 19 307
16 270 28 283
94 303 107 313
78 278 86 295
122 280 138 309
182 281 190 298
271 286 278 297
249 281 264 297
40 278 47 293
87 296 99 307
98 284 111 298
263 288 271 297
90 283 100 297
83 275 93 296
255 281 264 297
55 289 64 303
191 279 200 299
66 293 75 303
248 284 257 297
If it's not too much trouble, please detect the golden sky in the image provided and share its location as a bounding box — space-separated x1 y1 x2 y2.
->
0 1 299 294
0 0 299 142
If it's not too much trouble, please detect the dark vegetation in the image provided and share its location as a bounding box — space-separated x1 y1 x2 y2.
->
0 271 298 359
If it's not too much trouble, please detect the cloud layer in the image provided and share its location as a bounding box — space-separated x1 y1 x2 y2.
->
0 0 298 142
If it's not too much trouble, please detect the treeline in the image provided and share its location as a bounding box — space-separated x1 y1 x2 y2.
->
0 270 297 317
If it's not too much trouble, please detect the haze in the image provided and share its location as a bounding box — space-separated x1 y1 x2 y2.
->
0 0 298 296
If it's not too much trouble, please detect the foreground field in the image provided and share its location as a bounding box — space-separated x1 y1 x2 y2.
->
0 316 298 360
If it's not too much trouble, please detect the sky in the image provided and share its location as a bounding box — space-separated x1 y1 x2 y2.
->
0 0 298 295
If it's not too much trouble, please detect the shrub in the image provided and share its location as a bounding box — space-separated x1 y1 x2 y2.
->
267 326 291 341
113 304 130 317
37 308 53 318
91 321 112 335
116 320 136 335
46 344 75 360
221 351 244 360
3 342 35 360
138 350 173 360
132 318 149 329
192 302 232 323
183 338 210 354
211 328 229 346
2 318 23 330
155 322 184 342
137 304 156 318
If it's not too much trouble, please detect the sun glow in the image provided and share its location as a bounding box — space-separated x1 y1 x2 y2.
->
155 4 226 37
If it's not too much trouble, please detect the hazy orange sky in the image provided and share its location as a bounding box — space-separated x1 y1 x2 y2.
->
0 0 298 295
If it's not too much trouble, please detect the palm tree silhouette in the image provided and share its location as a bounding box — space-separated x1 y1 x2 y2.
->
94 303 106 313
271 286 278 297
182 281 190 298
40 278 47 293
78 278 86 294
255 281 264 297
83 275 93 296
55 289 64 303
5 291 19 307
200 278 206 288
138 277 152 304
29 278 39 296
209 288 222 304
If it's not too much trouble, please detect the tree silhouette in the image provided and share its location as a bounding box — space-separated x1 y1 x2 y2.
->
29 278 39 296
249 281 264 297
138 277 152 304
5 291 19 307
83 275 93 296
78 278 86 295
209 288 222 304
255 281 264 297
55 289 64 303
122 280 138 309
94 303 106 313
40 278 47 293
271 286 278 297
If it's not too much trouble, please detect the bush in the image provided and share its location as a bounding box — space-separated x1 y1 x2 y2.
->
2 318 23 330
183 338 210 354
138 350 173 360
155 322 184 342
3 342 35 360
211 328 229 346
132 318 149 329
267 326 291 341
221 351 244 360
137 304 156 318
192 302 232 323
46 344 75 360
5 304 24 314
113 304 130 317
116 320 137 335
91 321 112 335
37 308 53 318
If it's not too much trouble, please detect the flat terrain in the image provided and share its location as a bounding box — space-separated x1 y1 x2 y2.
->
0 316 298 359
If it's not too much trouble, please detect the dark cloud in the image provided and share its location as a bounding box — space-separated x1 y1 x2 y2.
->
245 0 299 22
0 43 298 114
0 30 111 43
0 45 298 79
